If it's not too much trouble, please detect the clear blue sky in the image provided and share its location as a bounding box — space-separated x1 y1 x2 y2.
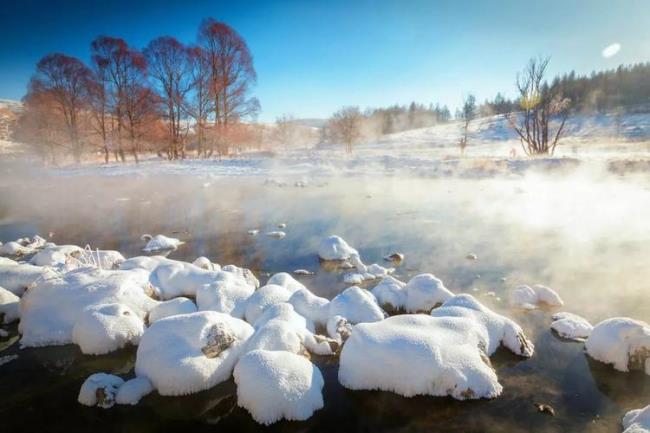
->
1 0 648 121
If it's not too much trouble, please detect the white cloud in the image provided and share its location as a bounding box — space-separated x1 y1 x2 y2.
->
602 43 621 58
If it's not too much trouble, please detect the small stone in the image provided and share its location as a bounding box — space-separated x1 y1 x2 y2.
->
383 253 404 262
534 403 555 416
466 254 477 260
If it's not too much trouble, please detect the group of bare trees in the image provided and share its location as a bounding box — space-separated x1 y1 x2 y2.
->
15 18 259 164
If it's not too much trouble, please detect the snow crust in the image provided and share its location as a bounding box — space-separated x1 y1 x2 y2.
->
585 317 650 374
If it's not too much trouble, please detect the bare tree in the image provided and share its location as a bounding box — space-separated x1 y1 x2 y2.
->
16 91 68 164
274 114 297 149
27 53 93 162
330 106 362 153
508 57 571 155
144 36 193 160
186 46 213 157
87 56 113 163
459 94 476 155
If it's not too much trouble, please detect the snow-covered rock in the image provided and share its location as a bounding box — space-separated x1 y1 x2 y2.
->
192 256 221 271
80 249 126 270
234 350 325 425
120 255 172 272
328 286 385 324
404 273 454 313
221 264 260 289
623 405 650 433
30 244 83 267
0 236 46 257
141 234 183 252
266 231 286 239
135 311 253 396
78 373 125 408
0 263 56 296
371 276 406 311
267 272 306 294
115 377 154 405
550 312 593 341
196 272 255 319
288 289 330 326
339 294 533 400
318 235 358 261
19 268 156 348
0 286 20 324
72 303 145 355
510 284 564 309
585 317 650 374
244 284 292 324
149 260 223 299
147 297 197 323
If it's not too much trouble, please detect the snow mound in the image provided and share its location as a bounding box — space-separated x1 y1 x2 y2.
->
141 234 183 252
135 311 253 396
19 268 156 348
318 235 358 261
585 317 650 374
115 377 154 405
72 303 145 355
80 249 125 270
148 297 197 323
329 286 385 324
267 272 306 294
339 294 533 399
371 276 406 311
550 312 593 341
510 284 564 309
244 284 292 324
288 289 330 326
0 236 46 257
623 405 650 433
30 244 83 267
234 349 324 425
192 256 221 271
197 272 255 319
221 264 260 289
0 286 20 323
78 373 125 408
149 260 223 299
404 273 454 313
0 263 56 296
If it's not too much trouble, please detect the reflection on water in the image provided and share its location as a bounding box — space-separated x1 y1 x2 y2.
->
0 167 649 432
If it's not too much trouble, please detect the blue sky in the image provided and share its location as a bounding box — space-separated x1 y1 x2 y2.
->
1 0 648 121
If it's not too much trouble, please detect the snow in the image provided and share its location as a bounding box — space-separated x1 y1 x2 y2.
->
0 286 20 323
288 288 330 326
550 312 593 341
623 405 650 433
510 284 564 309
192 256 220 271
29 244 83 268
148 259 225 299
0 236 47 257
266 272 306 293
244 284 293 324
78 373 125 408
196 271 255 319
135 311 253 396
0 262 56 296
147 297 197 323
318 235 358 261
72 303 145 355
19 268 156 349
141 234 183 252
266 231 286 239
234 350 325 425
370 276 406 311
403 273 454 313
221 264 260 289
328 286 385 324
339 294 533 399
585 317 650 374
115 377 154 405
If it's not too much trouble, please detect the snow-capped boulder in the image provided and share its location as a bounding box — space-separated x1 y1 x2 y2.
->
120 255 173 272
244 284 292 324
550 312 593 341
623 405 650 433
326 315 353 342
328 286 385 324
72 303 145 355
510 284 564 309
222 264 260 289
404 273 454 313
79 250 126 270
288 289 330 326
115 377 154 405
0 286 20 324
339 294 533 400
192 256 221 271
19 268 156 348
147 297 197 323
234 349 325 425
149 260 222 299
0 236 46 257
0 263 56 296
371 276 406 311
196 272 255 319
318 235 358 261
78 373 125 409
135 311 253 396
30 244 83 267
267 272 306 294
585 317 650 374
141 234 183 252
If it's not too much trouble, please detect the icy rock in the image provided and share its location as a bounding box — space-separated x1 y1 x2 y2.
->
19 268 156 348
267 272 306 294
550 312 593 341
339 294 533 399
0 263 56 296
403 273 454 313
78 373 125 409
585 317 650 374
192 256 221 271
0 286 20 324
196 272 255 319
116 377 154 405
148 297 197 323
383 252 404 262
328 286 385 324
318 235 358 261
72 303 145 355
623 405 650 433
288 289 330 326
244 284 293 324
135 311 254 396
371 276 406 311
234 350 325 425
141 234 183 252
510 284 564 309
